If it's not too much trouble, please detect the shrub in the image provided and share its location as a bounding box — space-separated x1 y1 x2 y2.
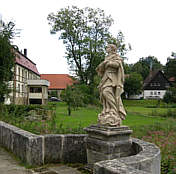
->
132 122 176 174
163 87 176 104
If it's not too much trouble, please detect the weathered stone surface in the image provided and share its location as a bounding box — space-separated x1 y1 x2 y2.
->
60 134 87 163
84 124 133 167
84 124 132 141
0 121 44 166
44 134 63 163
94 138 161 174
0 121 160 174
0 121 20 151
86 137 132 155
94 160 148 174
27 136 44 166
44 134 87 164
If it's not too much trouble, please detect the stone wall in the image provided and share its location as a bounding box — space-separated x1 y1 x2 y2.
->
0 121 160 173
44 134 87 164
0 121 87 166
0 121 44 166
94 138 161 174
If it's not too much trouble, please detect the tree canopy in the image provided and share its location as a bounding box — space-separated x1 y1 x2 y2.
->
131 56 163 80
0 22 15 103
48 6 130 88
124 72 143 98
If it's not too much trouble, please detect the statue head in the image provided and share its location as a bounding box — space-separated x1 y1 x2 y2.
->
106 44 117 54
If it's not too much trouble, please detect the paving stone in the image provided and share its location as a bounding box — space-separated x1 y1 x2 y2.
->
0 146 82 174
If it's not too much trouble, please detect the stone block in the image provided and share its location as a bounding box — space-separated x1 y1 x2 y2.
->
44 134 63 163
84 124 132 141
0 121 44 166
94 160 149 174
26 136 44 166
0 121 20 151
44 134 87 164
84 124 133 167
62 134 87 163
86 137 132 155
13 129 44 166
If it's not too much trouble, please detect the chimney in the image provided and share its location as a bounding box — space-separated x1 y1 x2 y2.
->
24 49 27 56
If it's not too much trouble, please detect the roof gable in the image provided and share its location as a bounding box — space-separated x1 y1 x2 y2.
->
40 74 75 89
143 70 171 90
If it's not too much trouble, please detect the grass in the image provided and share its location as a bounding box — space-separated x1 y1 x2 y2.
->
0 101 172 133
54 102 169 129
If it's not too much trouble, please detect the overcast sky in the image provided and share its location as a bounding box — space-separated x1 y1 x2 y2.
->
1 0 176 74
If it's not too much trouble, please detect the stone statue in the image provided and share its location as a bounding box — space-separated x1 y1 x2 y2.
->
96 44 126 126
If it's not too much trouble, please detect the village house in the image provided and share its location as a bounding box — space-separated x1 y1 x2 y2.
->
4 48 49 105
143 70 172 99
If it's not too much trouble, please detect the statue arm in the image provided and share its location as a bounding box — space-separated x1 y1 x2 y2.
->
105 60 120 69
96 61 106 77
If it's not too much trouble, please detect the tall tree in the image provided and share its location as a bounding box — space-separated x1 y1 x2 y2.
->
48 6 112 85
0 21 15 103
124 72 143 98
48 6 130 90
132 56 163 80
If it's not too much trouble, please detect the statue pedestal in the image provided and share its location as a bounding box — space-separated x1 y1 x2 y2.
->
84 124 133 168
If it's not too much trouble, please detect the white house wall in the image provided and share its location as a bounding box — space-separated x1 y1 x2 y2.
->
143 90 166 99
6 64 40 104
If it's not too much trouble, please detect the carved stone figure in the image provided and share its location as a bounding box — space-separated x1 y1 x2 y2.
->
96 44 126 126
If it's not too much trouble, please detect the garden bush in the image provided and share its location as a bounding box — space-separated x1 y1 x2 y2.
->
132 121 176 174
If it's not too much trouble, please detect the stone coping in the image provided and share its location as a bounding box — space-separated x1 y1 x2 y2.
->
84 124 133 136
94 138 161 174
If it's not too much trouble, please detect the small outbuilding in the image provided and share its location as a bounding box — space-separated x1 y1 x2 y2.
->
40 74 75 99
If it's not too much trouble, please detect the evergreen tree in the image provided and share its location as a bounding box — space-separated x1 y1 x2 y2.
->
0 22 15 103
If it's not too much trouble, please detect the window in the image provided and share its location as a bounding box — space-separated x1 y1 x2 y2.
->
158 92 160 95
18 68 20 75
150 91 153 95
154 91 157 95
30 87 42 93
22 84 24 92
22 69 24 77
29 73 31 79
22 69 24 82
18 67 20 81
25 71 27 80
18 84 20 92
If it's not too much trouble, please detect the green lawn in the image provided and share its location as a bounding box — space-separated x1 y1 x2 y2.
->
55 102 168 129
126 106 168 116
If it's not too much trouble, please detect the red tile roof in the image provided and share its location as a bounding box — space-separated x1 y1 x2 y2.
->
40 74 75 90
15 51 40 75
